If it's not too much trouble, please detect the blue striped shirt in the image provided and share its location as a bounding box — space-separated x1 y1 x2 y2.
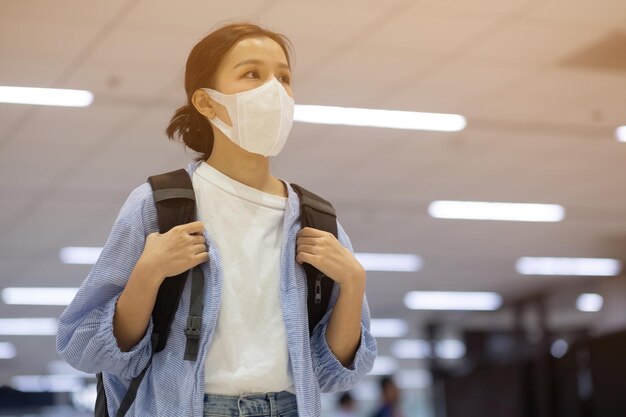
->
56 160 377 416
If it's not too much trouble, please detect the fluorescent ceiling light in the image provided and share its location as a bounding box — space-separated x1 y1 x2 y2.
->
616 126 626 142
60 246 102 264
429 201 565 222
516 257 622 276
0 342 17 359
294 105 466 132
404 291 502 311
0 318 58 335
576 293 604 312
435 339 466 359
11 375 85 393
391 339 466 359
0 86 93 107
2 287 78 306
370 318 409 338
355 253 423 272
368 356 398 375
396 370 432 389
391 339 430 359
550 339 569 359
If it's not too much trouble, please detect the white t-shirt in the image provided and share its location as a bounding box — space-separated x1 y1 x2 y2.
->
192 161 295 395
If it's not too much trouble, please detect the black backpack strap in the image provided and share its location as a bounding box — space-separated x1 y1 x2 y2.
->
147 169 198 353
95 372 110 417
103 169 201 416
115 334 158 417
184 265 204 361
290 183 338 337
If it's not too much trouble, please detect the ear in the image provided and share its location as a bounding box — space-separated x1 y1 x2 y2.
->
191 89 215 119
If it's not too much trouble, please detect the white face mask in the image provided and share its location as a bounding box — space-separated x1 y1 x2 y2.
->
202 77 295 157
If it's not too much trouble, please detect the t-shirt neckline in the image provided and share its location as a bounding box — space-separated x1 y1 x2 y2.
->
193 161 287 210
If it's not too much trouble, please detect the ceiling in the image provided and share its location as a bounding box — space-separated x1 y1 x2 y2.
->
1 0 626 389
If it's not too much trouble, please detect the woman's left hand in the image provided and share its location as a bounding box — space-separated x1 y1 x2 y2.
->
296 227 366 289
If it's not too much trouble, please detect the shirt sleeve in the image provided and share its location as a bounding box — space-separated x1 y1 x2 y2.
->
56 184 155 380
309 220 377 392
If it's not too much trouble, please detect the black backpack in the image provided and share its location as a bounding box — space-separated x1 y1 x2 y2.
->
95 168 337 416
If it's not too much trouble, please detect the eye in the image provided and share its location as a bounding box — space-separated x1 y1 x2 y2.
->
244 70 259 79
278 73 291 84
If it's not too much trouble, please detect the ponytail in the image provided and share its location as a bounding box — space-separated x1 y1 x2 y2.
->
166 103 214 162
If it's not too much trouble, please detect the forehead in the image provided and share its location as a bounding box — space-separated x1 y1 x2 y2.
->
221 36 289 67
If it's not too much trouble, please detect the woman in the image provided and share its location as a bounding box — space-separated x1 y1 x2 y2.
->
57 22 376 417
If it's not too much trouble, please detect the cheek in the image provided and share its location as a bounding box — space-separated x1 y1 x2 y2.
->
214 76 247 95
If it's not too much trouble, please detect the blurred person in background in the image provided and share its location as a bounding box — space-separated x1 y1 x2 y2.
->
370 375 404 417
332 391 359 417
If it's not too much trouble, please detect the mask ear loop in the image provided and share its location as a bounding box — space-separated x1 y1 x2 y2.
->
200 89 221 128
202 89 237 140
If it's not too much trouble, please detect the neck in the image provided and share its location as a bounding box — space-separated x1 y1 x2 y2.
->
204 133 286 198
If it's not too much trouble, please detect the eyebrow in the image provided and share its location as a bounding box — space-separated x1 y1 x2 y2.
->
233 59 290 70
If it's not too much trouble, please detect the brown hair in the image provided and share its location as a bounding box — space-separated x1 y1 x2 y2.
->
166 22 294 161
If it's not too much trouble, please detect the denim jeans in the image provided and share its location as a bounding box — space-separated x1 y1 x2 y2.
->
203 390 298 417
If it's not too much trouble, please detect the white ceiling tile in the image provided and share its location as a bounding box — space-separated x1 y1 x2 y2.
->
338 8 495 61
68 60 185 98
464 94 566 123
0 0 129 26
260 0 413 76
0 19 103 62
465 19 609 67
75 27 192 71
526 0 626 29
458 65 626 126
592 95 626 127
0 106 28 139
292 45 427 107
511 68 623 99
0 103 140 186
412 0 537 19
120 0 272 34
379 59 531 112
0 58 68 88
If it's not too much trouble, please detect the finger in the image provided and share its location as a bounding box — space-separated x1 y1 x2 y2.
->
296 244 318 254
296 251 317 265
193 251 210 263
182 220 205 234
297 227 322 237
192 242 208 254
190 234 206 244
296 236 319 246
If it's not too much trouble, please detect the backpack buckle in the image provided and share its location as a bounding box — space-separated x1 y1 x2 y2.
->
184 315 202 340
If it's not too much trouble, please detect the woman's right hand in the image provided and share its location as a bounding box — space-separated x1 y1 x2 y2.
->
138 220 209 281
